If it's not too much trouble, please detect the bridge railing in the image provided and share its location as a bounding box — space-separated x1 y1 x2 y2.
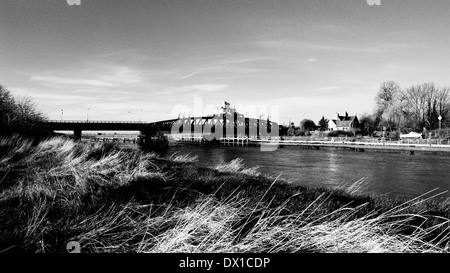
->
46 120 147 124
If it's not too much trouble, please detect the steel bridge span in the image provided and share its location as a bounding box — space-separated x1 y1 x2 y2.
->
43 115 278 144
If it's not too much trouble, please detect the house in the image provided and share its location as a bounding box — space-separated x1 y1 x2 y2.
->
328 119 337 131
329 112 359 132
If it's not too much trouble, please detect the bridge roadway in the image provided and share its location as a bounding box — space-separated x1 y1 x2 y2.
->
43 119 178 141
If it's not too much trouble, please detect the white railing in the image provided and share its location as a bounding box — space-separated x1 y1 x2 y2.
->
46 120 147 124
273 136 450 146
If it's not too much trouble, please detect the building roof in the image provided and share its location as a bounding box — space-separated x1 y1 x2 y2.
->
329 113 359 128
335 120 354 128
335 115 358 128
337 114 356 121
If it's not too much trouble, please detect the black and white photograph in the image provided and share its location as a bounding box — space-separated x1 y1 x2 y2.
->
1 0 450 264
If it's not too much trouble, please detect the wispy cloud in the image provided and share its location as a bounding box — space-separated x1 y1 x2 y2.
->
182 83 229 93
257 39 412 54
153 83 230 101
176 71 204 80
316 86 341 91
175 57 272 81
221 57 268 65
31 64 143 89
31 76 117 88
97 49 153 63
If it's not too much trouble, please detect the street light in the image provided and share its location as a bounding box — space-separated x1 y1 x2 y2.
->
438 115 442 144
61 109 63 121
140 109 142 122
439 115 442 130
87 107 90 122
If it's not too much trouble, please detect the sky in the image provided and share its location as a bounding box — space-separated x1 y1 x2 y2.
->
2 0 450 125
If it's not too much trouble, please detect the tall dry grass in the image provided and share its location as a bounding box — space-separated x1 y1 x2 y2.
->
1 136 450 253
1 137 164 201
71 189 450 253
169 152 199 163
214 158 260 176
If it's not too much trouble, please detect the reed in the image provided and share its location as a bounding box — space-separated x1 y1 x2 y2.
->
0 136 449 253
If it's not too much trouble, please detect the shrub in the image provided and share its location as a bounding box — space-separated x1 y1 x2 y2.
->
327 130 355 137
0 85 49 138
387 131 400 140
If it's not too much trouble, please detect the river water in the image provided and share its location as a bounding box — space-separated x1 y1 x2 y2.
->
155 143 450 200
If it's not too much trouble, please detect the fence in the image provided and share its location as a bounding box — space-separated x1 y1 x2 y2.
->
274 136 450 146
46 120 147 124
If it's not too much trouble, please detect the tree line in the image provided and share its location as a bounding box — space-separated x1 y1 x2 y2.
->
360 81 450 135
279 81 450 137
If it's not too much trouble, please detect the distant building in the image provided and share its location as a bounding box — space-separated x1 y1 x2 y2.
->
328 112 359 132
328 119 337 131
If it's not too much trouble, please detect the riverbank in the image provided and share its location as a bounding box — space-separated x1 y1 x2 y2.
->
253 139 450 155
1 136 450 253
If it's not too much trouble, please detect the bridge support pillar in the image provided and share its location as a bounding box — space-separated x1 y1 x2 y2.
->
73 129 82 141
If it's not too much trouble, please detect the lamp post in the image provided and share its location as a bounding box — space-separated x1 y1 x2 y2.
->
87 108 90 122
139 109 142 122
438 115 442 144
61 109 63 121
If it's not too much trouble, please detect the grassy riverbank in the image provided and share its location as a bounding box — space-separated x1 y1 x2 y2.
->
1 136 450 253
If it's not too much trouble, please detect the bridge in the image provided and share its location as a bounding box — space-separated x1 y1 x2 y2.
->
44 119 176 142
43 102 279 144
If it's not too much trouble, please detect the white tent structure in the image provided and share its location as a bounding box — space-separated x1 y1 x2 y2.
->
400 132 422 139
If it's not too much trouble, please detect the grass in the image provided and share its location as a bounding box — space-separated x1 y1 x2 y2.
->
0 136 450 253
214 158 261 176
169 152 199 163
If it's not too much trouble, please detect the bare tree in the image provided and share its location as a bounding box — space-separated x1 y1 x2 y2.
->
401 83 450 130
375 81 401 130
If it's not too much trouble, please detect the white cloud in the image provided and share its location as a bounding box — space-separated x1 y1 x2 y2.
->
31 76 117 88
182 83 229 93
30 64 143 89
175 57 270 81
257 39 412 54
176 71 203 80
316 86 341 91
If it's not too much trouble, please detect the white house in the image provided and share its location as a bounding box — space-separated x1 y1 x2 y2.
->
328 112 359 132
328 119 337 131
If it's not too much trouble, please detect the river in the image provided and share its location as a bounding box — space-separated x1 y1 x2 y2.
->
155 143 450 200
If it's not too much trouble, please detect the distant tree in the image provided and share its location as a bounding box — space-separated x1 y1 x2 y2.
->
359 114 376 136
279 125 289 136
300 119 316 132
401 83 450 130
376 81 401 112
375 81 401 129
369 81 450 132
294 128 304 136
318 116 329 131
286 122 296 136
